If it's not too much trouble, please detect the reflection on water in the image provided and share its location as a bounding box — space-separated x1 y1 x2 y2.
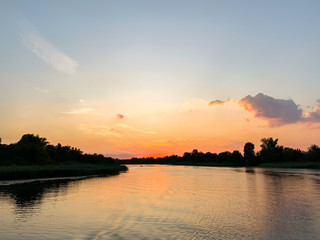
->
0 180 72 209
1 166 320 240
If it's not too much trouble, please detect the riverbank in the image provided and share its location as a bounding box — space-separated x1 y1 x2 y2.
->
125 162 320 169
174 161 320 169
0 163 128 181
257 161 320 169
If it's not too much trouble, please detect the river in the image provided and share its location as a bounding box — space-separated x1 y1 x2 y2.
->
1 165 320 239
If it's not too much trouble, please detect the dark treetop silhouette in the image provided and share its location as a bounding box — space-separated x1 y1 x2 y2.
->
0 134 127 180
120 137 320 168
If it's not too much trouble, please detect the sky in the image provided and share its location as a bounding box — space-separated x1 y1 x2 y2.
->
1 0 320 158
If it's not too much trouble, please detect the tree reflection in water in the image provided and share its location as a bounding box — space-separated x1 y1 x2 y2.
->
0 179 77 217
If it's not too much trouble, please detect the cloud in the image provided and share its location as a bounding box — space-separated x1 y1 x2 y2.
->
208 100 225 106
64 107 94 115
305 103 320 122
209 93 320 127
78 124 122 138
238 93 303 127
64 99 95 114
116 114 124 119
78 123 155 138
117 123 156 134
22 27 78 74
305 111 320 121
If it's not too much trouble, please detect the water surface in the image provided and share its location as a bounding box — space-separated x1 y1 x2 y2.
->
1 165 320 239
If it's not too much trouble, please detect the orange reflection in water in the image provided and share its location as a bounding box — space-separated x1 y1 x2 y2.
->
1 166 320 240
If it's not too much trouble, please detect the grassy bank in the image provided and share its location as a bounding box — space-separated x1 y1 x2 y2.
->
176 161 320 169
128 162 320 169
258 162 320 169
177 161 320 169
170 162 243 167
0 163 128 181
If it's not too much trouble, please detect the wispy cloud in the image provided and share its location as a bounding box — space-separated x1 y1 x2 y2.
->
78 124 122 138
117 123 156 134
64 107 94 115
64 99 95 114
22 24 78 75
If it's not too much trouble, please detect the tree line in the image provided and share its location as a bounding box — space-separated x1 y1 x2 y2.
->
1 134 319 167
121 137 320 166
0 134 115 166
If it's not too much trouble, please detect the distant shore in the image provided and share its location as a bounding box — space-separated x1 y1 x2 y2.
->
0 163 128 181
1 134 320 181
124 162 320 169
120 137 320 169
257 161 320 169
174 161 320 169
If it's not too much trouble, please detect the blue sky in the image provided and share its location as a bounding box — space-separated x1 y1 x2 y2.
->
1 1 320 157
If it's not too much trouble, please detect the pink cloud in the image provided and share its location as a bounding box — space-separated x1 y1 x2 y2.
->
116 113 124 119
209 93 320 127
238 93 303 127
208 100 225 106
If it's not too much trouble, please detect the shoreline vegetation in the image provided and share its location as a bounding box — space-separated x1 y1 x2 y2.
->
0 134 127 181
119 138 320 170
0 164 127 181
1 134 319 181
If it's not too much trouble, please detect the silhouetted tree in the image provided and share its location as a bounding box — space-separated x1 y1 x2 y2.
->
258 137 283 163
0 133 117 166
191 149 199 156
231 150 245 165
307 144 320 162
18 134 48 147
282 148 305 162
217 151 232 163
4 133 320 167
16 134 51 165
183 152 191 161
244 142 256 166
204 152 218 163
0 138 4 150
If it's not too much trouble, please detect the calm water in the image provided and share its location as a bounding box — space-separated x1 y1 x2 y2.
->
1 165 320 240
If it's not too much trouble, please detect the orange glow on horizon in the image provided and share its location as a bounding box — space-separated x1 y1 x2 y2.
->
3 96 320 160
145 153 168 159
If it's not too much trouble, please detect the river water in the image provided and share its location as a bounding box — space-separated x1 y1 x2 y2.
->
1 165 320 240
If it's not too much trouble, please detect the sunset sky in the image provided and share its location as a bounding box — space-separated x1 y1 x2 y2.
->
1 0 320 158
